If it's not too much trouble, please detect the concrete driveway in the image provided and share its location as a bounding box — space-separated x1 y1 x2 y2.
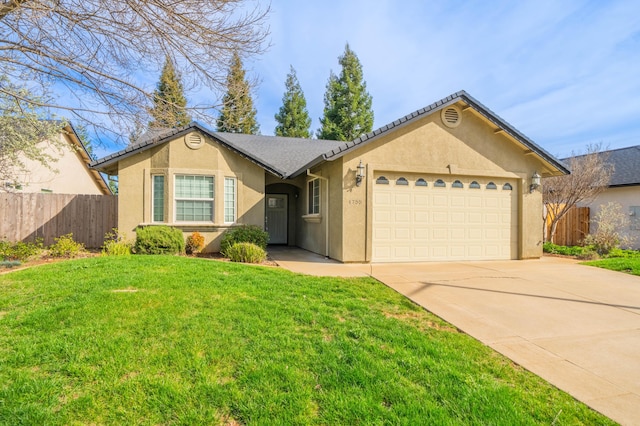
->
270 248 640 425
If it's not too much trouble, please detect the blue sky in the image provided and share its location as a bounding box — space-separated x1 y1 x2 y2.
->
95 0 640 159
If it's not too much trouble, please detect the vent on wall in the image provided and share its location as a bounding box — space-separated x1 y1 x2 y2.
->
441 105 462 128
185 133 204 149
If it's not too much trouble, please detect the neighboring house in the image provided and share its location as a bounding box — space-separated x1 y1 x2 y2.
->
91 91 568 262
576 145 640 249
7 123 111 195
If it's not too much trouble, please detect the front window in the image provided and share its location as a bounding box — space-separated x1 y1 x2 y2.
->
224 177 237 223
308 178 320 214
152 175 165 222
175 175 214 222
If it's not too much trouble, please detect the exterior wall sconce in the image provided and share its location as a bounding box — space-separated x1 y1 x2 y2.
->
529 171 541 193
356 160 365 186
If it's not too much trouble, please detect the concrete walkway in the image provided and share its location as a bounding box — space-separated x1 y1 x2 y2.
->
269 247 640 425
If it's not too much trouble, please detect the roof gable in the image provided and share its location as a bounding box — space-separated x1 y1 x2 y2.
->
320 90 569 176
92 91 568 179
90 123 343 178
63 124 112 194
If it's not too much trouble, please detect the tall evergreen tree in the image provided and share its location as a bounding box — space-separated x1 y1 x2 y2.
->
217 52 259 134
149 57 191 129
318 44 373 141
274 66 311 138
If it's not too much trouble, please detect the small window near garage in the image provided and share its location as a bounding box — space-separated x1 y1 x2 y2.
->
486 182 497 190
630 206 640 230
396 177 408 185
502 183 513 190
434 179 446 187
469 181 480 189
452 180 463 188
308 178 320 214
416 178 428 187
376 176 389 184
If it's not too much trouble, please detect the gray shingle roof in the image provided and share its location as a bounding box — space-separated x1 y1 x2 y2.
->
564 145 640 187
91 91 569 178
90 123 342 178
214 132 343 177
607 146 640 186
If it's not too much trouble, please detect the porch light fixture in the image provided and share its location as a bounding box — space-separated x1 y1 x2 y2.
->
356 160 365 186
529 171 541 193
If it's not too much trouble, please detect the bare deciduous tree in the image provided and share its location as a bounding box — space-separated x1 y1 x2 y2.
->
0 0 269 139
543 143 613 243
0 76 66 191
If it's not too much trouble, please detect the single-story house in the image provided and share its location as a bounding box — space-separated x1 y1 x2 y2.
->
6 123 111 195
91 91 568 262
576 145 640 249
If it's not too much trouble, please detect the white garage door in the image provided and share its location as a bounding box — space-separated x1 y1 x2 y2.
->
372 174 518 262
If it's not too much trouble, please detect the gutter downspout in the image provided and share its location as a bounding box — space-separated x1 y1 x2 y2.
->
307 169 329 257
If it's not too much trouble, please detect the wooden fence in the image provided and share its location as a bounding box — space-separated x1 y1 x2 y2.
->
547 206 590 246
0 193 117 248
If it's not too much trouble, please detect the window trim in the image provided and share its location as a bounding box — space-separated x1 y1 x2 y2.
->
152 174 165 223
174 174 215 223
224 177 237 224
308 178 321 215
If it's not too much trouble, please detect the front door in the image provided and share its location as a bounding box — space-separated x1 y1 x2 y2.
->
265 194 287 244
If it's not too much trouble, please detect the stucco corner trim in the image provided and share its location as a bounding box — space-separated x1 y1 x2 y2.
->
301 214 322 223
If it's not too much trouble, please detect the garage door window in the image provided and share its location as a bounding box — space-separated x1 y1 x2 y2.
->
503 183 513 190
470 181 480 189
486 182 497 190
452 180 463 188
434 179 446 187
396 177 408 185
416 178 428 187
376 176 389 184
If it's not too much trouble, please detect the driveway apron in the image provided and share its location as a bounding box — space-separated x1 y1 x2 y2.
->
270 248 640 425
368 257 640 426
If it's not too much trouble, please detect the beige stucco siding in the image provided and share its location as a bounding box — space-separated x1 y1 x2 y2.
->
334 104 546 262
582 186 640 250
13 133 106 195
117 131 265 252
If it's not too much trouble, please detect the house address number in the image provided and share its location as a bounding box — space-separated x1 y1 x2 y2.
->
348 199 362 205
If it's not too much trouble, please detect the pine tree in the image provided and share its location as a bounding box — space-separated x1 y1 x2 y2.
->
149 57 191 129
274 66 311 138
318 44 373 141
217 52 259 134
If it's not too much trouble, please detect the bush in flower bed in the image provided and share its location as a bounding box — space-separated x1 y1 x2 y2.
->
186 231 205 255
225 242 266 263
134 225 185 255
220 225 268 257
0 239 43 261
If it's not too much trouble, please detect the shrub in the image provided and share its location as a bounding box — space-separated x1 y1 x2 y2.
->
1 260 21 269
543 242 589 257
134 226 185 255
185 231 205 255
101 229 132 256
220 225 268 256
583 202 635 255
0 239 43 261
225 242 266 263
48 234 85 258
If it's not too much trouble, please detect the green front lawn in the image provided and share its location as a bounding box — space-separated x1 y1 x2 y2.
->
0 256 613 424
583 257 640 276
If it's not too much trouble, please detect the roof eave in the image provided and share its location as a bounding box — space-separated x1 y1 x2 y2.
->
320 90 569 177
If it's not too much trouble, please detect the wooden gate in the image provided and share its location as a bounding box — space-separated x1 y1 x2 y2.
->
547 206 590 246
